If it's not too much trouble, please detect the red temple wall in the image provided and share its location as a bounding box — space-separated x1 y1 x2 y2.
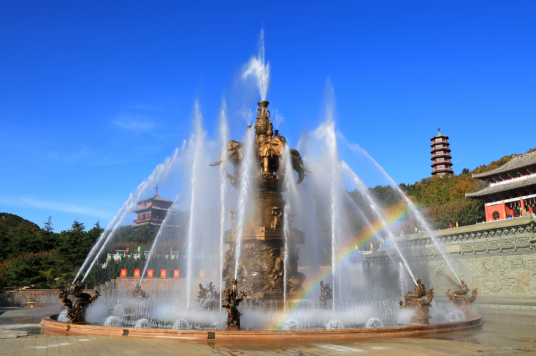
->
485 202 505 221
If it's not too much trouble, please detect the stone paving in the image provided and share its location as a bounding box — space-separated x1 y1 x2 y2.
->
0 307 534 355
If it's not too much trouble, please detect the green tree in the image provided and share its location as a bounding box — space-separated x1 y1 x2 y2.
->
43 216 54 232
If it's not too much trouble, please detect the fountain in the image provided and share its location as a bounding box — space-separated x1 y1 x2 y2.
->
42 99 483 340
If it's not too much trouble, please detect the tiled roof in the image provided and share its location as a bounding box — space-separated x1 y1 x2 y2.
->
135 193 174 205
430 130 449 141
466 174 536 198
472 151 536 179
131 205 169 213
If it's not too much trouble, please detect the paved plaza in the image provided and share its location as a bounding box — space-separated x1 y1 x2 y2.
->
0 307 534 355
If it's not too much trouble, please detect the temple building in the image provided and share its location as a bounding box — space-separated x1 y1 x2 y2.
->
131 185 176 229
466 151 536 221
430 128 453 177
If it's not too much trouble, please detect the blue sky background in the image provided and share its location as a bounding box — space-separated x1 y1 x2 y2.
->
1 1 535 231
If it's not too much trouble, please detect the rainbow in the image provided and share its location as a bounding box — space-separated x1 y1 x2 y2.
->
273 202 414 329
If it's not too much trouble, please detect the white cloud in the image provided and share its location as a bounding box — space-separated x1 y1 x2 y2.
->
46 145 93 163
0 196 111 219
113 114 158 132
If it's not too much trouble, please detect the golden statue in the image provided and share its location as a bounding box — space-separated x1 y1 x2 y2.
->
211 101 312 302
399 279 435 324
58 282 99 324
271 207 282 228
446 280 478 315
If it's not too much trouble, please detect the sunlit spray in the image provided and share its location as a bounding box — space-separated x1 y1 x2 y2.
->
342 161 417 284
73 197 130 284
234 127 255 278
312 96 341 310
346 142 461 284
186 102 205 309
242 29 270 101
344 193 400 273
218 101 230 310
282 145 297 312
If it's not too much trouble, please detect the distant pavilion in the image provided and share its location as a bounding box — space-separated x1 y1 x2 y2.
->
430 128 453 177
466 151 536 221
131 185 177 229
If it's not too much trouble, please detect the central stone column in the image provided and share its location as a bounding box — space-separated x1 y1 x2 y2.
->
215 101 309 304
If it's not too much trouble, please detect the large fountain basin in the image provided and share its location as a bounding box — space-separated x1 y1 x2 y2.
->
41 314 482 341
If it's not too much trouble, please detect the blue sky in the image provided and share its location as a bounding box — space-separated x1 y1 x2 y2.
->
1 1 535 231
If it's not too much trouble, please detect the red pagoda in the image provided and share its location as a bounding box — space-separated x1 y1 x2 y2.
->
430 128 453 177
466 151 536 222
131 184 176 229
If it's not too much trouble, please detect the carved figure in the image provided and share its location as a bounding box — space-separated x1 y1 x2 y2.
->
260 249 284 292
210 140 243 187
259 135 287 176
399 280 434 324
222 247 235 282
271 249 284 280
58 282 99 324
319 280 333 308
287 272 306 293
196 283 208 304
289 148 313 184
205 282 218 300
221 279 247 330
446 280 478 314
210 140 243 167
271 207 282 229
248 282 257 295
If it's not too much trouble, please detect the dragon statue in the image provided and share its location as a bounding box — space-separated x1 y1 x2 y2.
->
446 280 478 315
399 279 435 324
58 281 99 324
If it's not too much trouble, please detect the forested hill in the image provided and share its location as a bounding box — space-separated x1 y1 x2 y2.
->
0 216 103 291
0 213 40 229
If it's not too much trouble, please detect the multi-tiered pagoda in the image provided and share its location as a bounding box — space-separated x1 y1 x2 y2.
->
430 128 453 177
131 185 176 229
466 151 536 222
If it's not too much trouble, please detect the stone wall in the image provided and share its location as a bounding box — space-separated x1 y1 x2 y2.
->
2 288 97 303
364 214 536 302
97 277 218 298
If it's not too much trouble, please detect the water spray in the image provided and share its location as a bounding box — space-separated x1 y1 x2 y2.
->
342 161 417 284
